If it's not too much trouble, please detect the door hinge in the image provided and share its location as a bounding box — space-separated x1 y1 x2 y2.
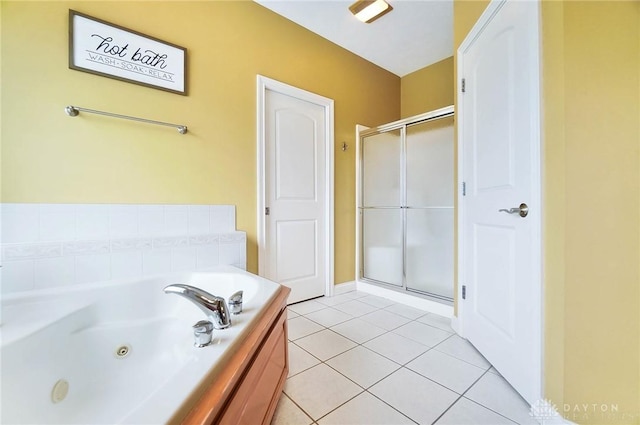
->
462 182 466 196
265 207 270 216
462 285 467 300
461 78 466 93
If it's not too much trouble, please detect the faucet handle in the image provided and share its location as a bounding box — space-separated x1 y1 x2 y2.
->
192 320 214 348
229 290 244 315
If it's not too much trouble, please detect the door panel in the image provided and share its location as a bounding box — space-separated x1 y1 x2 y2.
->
473 223 516 337
275 219 317 283
266 89 326 303
275 110 316 201
474 29 515 192
460 0 541 404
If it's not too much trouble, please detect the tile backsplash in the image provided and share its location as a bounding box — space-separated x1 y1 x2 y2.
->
0 204 246 295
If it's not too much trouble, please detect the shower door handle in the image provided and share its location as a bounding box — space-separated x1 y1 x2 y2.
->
498 203 528 218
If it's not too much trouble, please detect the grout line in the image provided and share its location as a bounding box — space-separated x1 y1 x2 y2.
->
287 316 327 341
301 308 356 328
402 358 480 396
286 341 323 378
288 306 403 423
430 332 456 349
322 346 400 390
454 369 524 425
366 390 420 425
286 291 513 425
279 391 315 424
328 319 388 345
460 397 521 425
288 306 330 317
312 388 366 422
429 335 493 370
305 328 358 362
429 368 492 424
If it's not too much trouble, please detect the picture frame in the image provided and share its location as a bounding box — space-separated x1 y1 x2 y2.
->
69 10 187 95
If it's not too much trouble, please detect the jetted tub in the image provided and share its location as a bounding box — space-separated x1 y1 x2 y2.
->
1 265 290 424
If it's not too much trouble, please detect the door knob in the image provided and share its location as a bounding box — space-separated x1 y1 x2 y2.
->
498 203 528 218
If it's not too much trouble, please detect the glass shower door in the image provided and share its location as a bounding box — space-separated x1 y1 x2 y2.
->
405 117 454 299
361 129 403 286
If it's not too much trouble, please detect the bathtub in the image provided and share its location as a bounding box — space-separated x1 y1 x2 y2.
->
1 265 287 424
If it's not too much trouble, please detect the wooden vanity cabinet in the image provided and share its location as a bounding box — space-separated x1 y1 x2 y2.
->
179 286 290 425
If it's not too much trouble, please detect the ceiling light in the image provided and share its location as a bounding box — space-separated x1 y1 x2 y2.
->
349 0 393 24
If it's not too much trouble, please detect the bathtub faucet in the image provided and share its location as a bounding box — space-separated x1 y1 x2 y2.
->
164 284 231 329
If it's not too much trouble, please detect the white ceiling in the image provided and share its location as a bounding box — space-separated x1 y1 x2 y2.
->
254 0 453 77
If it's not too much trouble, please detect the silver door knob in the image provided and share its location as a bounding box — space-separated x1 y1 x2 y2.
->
498 203 528 218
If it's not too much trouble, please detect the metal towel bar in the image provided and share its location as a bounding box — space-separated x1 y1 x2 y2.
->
64 105 187 134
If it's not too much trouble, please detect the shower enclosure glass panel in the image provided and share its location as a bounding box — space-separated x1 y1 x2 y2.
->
405 118 454 299
406 118 454 206
358 108 454 303
361 129 402 286
406 209 454 298
362 209 403 286
362 130 401 207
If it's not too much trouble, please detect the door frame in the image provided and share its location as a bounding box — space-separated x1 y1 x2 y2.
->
256 75 335 297
455 0 543 400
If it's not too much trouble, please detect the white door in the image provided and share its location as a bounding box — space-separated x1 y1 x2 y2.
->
459 0 541 404
264 88 328 303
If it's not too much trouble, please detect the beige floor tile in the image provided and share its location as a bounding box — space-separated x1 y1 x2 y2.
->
326 346 400 388
284 364 362 420
318 392 414 425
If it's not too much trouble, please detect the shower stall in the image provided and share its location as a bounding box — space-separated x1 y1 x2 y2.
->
357 106 454 302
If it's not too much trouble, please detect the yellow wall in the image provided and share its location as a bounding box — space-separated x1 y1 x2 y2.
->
556 2 639 422
455 0 640 422
400 57 454 118
0 1 401 283
540 0 566 409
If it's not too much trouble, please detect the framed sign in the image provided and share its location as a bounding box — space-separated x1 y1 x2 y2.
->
69 10 187 95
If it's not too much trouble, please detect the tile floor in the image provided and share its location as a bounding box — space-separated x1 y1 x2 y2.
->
272 291 538 425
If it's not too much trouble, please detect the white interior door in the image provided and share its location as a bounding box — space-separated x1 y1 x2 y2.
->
264 87 328 304
459 0 541 404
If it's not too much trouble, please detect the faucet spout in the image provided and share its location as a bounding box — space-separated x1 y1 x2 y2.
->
164 284 231 329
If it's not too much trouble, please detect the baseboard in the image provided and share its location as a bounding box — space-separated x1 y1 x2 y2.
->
356 280 454 317
333 280 356 296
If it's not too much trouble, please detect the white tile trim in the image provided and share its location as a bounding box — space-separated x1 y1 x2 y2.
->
2 243 62 261
1 203 244 295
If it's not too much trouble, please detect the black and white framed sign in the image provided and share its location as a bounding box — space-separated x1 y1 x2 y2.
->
69 10 187 95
